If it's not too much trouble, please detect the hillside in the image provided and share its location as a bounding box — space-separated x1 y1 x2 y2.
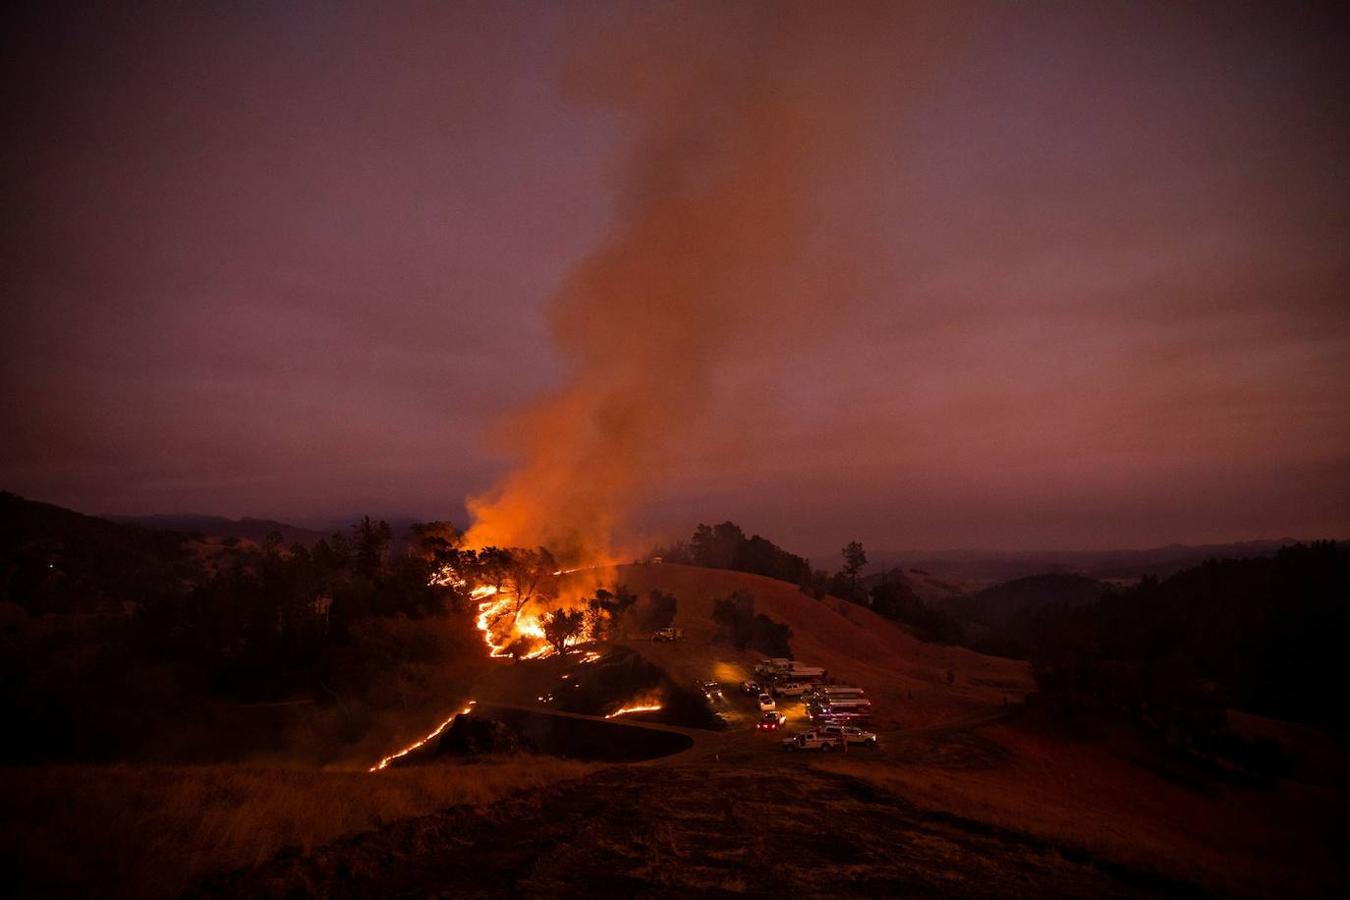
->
7 547 1346 898
843 539 1313 583
944 572 1107 640
0 491 201 614
565 563 1032 731
106 513 331 546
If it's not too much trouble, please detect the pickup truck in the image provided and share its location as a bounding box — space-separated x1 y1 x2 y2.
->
780 731 844 752
820 724 879 747
772 681 815 698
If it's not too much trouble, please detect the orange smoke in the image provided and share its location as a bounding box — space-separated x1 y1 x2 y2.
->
462 3 925 558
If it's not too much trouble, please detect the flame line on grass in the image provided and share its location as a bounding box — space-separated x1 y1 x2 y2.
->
369 700 476 772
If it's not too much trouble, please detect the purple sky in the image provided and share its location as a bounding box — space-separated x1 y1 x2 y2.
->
3 2 1347 552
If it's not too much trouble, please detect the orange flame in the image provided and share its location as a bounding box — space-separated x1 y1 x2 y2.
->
604 702 663 719
369 700 476 772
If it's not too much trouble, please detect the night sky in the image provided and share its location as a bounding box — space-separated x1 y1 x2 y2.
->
3 2 1347 552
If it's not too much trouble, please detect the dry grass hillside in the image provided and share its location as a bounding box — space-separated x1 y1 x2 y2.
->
0 758 595 900
573 563 1032 730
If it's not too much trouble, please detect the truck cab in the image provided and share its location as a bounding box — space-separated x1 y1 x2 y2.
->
780 731 844 752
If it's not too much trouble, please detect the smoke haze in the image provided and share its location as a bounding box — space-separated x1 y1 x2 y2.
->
464 3 941 557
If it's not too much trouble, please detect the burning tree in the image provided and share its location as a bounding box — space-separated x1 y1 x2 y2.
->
584 586 638 640
502 546 558 619
541 608 585 656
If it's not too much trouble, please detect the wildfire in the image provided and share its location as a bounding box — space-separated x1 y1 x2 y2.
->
432 559 613 661
369 700 476 772
605 702 663 719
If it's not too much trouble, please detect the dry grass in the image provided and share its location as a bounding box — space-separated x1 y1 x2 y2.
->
0 757 594 899
815 724 1348 897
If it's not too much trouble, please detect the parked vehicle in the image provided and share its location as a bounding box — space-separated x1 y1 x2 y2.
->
809 700 873 723
758 693 777 712
652 627 684 642
809 697 873 714
784 664 826 680
806 685 866 700
754 658 794 677
757 711 788 731
780 731 844 752
818 711 871 726
772 680 815 698
820 724 879 747
803 690 865 706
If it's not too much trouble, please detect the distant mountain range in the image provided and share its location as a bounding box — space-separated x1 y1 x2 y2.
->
39 498 1334 584
814 539 1315 583
106 514 332 547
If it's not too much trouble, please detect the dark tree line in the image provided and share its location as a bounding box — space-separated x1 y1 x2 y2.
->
711 591 793 658
655 522 964 645
821 540 965 644
0 494 487 761
657 522 813 587
1022 542 1349 773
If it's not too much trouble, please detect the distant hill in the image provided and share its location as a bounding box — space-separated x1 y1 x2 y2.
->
826 540 1311 583
0 491 200 614
944 573 1107 643
107 514 330 547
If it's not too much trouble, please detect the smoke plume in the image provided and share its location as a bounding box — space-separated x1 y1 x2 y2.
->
463 2 932 559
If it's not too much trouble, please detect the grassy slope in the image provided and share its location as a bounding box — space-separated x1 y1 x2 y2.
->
563 564 1347 896
817 724 1348 897
9 562 1344 898
0 759 594 900
584 563 1032 730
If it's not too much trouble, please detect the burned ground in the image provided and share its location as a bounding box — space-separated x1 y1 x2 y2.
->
196 763 1199 899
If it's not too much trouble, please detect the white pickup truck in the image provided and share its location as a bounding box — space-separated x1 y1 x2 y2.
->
780 731 844 752
820 724 879 747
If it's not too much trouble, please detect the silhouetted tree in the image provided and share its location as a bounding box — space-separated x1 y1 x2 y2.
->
870 580 964 644
502 546 557 618
353 517 392 578
711 590 793 657
585 586 638 639
541 608 585 656
410 521 462 563
635 589 678 633
842 540 867 586
690 522 746 569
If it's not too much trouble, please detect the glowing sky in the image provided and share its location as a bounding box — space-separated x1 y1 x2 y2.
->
2 2 1346 551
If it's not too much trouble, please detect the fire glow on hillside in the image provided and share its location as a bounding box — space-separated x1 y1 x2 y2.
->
432 562 606 661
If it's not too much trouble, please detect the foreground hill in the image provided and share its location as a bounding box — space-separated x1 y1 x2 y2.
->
202 763 1197 898
7 549 1346 897
567 563 1032 731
